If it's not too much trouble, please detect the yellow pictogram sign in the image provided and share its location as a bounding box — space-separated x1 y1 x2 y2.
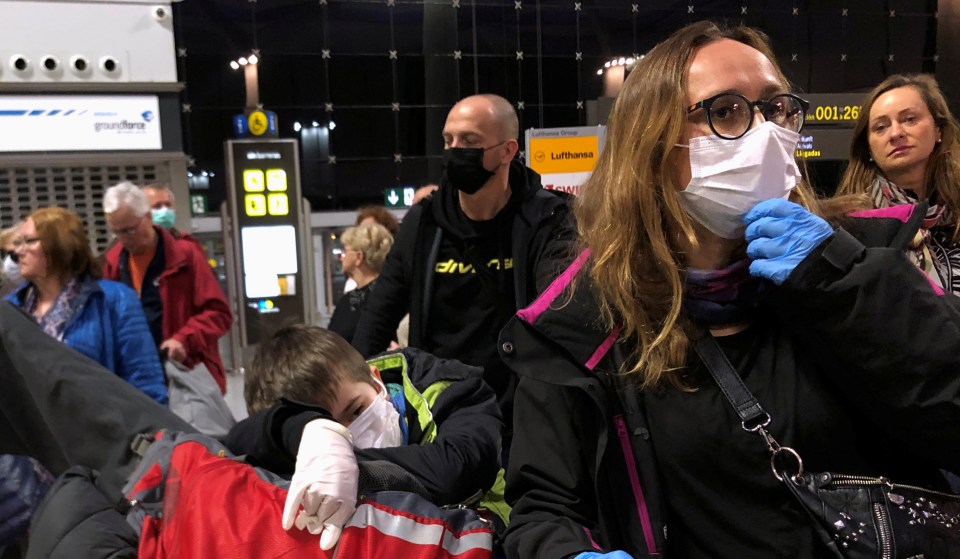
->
268 193 289 216
245 194 267 216
243 169 265 192
248 110 269 136
266 169 288 191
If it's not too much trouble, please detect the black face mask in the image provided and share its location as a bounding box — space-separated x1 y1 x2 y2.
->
443 147 497 195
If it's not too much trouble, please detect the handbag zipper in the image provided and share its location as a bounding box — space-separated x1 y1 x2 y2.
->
823 473 960 499
872 503 893 559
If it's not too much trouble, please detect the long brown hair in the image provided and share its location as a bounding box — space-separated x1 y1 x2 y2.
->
836 73 960 242
575 21 840 390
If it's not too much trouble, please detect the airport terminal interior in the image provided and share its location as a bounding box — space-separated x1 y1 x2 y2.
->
2 0 959 416
1 0 958 419
5 2 960 558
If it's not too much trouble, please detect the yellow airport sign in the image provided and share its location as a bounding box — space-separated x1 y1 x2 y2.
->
528 135 600 175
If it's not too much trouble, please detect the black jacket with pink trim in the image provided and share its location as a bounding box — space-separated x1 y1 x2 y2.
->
500 203 960 559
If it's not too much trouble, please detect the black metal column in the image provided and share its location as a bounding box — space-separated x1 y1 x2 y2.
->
937 0 960 113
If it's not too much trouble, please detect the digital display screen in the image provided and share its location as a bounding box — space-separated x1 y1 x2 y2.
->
240 225 299 299
802 93 865 126
806 104 861 123
792 93 862 160
794 128 853 161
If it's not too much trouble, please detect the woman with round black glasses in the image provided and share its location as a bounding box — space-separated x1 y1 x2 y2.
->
501 20 960 559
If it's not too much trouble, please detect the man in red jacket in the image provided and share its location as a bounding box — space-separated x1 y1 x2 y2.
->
101 182 233 393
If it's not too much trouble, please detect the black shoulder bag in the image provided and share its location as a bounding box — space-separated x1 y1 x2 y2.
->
694 332 960 559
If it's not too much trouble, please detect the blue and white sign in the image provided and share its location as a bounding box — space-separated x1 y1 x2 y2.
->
0 95 162 152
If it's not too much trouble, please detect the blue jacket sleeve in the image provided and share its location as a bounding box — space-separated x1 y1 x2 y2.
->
0 455 48 546
106 282 168 405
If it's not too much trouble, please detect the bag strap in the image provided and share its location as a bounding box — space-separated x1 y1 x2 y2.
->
692 331 805 482
691 332 770 431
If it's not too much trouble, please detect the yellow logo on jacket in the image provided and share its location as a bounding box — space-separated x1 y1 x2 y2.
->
435 258 513 274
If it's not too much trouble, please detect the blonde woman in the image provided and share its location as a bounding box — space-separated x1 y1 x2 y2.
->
328 223 394 344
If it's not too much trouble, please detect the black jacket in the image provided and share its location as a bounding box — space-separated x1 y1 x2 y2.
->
0 302 193 558
327 280 376 345
25 466 137 559
0 302 192 499
226 347 503 508
352 160 575 361
500 204 960 559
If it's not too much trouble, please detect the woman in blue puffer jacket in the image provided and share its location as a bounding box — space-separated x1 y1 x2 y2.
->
6 207 166 403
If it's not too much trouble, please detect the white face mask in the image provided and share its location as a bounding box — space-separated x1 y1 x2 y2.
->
2 255 21 284
678 121 802 239
348 378 403 449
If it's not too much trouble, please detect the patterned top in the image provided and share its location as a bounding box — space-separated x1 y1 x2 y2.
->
23 276 98 341
869 175 960 295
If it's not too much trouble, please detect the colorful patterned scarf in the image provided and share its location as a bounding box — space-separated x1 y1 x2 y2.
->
683 259 763 326
23 276 97 341
869 175 960 294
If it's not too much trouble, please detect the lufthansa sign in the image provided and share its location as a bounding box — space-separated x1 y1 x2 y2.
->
525 126 606 196
528 134 599 175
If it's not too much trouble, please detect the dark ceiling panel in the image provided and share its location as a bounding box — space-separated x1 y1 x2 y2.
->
175 0 943 211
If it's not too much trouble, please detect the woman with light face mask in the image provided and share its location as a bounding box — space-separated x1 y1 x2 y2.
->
836 74 960 295
0 222 23 298
501 21 960 559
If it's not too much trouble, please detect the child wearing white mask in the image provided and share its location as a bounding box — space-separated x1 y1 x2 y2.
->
226 324 508 552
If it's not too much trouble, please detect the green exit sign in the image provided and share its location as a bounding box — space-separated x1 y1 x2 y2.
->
384 186 415 208
190 193 208 216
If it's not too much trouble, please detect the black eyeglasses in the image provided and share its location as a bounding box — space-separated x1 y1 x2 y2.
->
687 93 810 140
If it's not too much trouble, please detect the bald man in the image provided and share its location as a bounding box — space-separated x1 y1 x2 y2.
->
352 94 576 460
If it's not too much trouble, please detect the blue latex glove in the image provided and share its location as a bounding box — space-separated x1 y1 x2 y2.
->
574 552 633 559
743 198 833 285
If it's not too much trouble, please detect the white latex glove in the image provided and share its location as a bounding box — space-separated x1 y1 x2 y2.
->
281 418 359 551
